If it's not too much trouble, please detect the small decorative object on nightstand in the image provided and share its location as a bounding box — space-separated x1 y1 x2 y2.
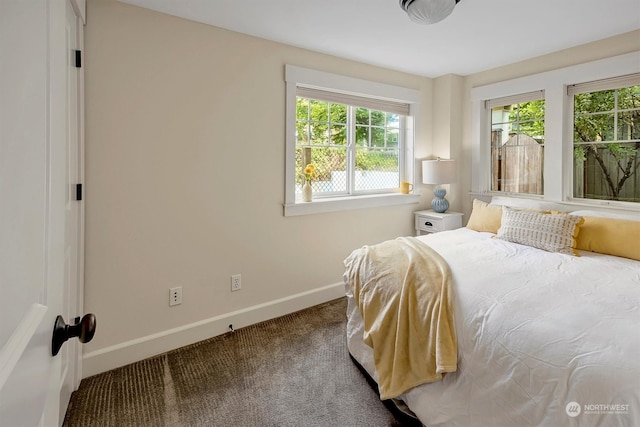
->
414 210 463 236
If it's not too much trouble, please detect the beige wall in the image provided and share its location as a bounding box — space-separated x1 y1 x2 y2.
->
83 0 432 365
432 74 465 210
84 0 639 374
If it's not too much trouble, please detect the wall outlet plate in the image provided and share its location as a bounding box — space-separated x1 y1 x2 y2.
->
169 286 182 306
231 274 241 292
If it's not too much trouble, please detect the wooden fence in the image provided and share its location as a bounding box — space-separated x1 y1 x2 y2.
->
492 132 543 195
574 143 640 202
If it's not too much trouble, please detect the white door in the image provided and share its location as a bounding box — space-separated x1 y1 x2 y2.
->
59 0 85 420
0 0 85 426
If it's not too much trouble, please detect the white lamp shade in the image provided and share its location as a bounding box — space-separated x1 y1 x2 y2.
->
422 159 457 184
403 0 456 25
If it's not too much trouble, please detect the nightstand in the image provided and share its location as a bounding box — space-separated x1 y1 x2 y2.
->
414 210 463 236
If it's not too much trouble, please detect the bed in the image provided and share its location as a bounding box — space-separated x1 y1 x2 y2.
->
344 198 640 426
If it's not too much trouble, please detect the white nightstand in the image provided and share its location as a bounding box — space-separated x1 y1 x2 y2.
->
414 210 463 235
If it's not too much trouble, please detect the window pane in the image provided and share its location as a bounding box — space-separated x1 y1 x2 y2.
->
355 126 369 147
520 100 545 120
354 148 399 191
618 111 640 140
573 83 640 203
618 85 640 107
387 128 399 147
355 108 369 125
491 107 514 130
311 122 328 145
296 97 310 144
296 122 309 145
330 103 347 124
574 90 615 114
386 113 400 128
574 113 614 142
490 100 545 194
309 99 328 121
330 124 347 145
371 110 385 127
371 128 385 147
296 98 309 120
573 142 640 202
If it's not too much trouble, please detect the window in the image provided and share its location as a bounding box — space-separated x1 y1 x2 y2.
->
471 52 639 208
295 91 404 197
284 65 420 216
569 75 640 203
487 91 545 195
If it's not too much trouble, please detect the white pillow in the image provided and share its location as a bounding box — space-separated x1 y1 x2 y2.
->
495 207 584 255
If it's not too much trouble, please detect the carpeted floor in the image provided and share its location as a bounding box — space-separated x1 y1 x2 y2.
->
63 298 414 426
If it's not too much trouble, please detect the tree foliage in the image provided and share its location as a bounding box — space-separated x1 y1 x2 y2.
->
508 99 545 140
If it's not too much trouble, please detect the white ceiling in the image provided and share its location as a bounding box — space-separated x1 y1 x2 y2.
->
119 0 640 77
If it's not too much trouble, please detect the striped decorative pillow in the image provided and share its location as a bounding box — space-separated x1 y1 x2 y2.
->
496 207 584 255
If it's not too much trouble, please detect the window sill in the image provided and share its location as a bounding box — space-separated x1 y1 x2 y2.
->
562 198 640 213
284 193 421 217
470 192 640 213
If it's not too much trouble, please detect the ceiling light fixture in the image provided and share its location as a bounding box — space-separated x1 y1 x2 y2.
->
399 0 461 25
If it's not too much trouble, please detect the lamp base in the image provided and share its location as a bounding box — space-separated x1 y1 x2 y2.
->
431 186 449 213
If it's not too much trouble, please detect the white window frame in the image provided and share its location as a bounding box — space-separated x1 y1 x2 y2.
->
568 74 640 203
470 52 640 211
295 90 407 197
486 90 546 195
284 65 421 216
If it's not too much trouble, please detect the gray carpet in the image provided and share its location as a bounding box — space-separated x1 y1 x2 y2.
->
63 298 412 426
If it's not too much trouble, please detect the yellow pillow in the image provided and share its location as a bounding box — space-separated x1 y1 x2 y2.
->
576 216 640 261
466 199 503 233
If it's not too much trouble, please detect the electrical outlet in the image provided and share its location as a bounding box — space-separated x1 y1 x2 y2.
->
169 286 182 306
231 274 241 292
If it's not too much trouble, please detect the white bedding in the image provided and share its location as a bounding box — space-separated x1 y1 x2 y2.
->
346 228 640 427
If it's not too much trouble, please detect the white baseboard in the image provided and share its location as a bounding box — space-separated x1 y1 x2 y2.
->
82 282 345 378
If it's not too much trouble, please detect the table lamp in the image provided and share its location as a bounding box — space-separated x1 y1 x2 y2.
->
422 158 457 213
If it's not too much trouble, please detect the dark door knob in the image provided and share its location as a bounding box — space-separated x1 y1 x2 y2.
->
52 313 96 356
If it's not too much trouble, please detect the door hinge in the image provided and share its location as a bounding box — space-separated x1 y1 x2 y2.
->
76 183 83 201
74 50 82 68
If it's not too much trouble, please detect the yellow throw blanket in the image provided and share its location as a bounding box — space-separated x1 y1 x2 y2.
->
344 236 457 400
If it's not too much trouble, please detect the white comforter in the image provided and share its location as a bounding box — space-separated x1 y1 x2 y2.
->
346 228 640 427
